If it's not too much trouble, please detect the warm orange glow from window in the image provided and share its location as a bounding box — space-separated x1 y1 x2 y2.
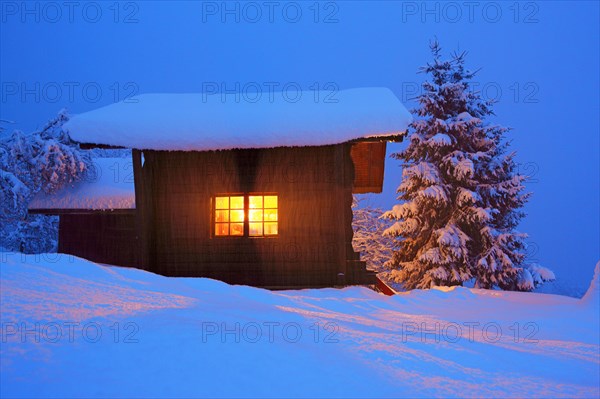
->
214 196 245 236
249 195 278 237
264 195 277 209
214 194 278 237
249 196 262 209
230 196 244 209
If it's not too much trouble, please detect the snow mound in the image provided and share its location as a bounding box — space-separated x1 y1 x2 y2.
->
28 158 135 211
63 88 412 151
581 261 600 309
1 253 598 398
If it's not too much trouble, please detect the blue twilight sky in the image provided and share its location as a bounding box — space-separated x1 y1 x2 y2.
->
1 1 598 295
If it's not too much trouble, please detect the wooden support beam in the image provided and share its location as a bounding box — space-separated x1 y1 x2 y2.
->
132 149 148 270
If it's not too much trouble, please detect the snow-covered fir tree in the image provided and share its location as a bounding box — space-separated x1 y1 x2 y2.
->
0 111 91 253
383 41 554 291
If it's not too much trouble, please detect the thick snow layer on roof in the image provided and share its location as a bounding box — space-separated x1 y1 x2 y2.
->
28 158 135 211
63 88 412 151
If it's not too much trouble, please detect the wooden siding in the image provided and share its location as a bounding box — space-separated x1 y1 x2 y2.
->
136 143 374 288
58 212 139 268
350 141 387 193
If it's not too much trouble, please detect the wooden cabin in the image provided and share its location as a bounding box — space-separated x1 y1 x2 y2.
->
31 88 411 289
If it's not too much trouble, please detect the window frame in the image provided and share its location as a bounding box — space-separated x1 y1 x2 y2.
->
211 193 279 239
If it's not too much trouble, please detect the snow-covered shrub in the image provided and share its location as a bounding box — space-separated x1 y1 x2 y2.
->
352 196 396 284
1 214 59 253
0 167 30 220
0 112 91 252
516 263 556 290
383 41 554 291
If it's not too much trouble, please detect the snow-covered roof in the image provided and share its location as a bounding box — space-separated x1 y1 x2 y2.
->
63 88 412 151
28 158 135 212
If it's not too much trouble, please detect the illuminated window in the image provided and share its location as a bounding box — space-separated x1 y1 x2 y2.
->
214 195 245 236
213 194 278 237
249 195 278 236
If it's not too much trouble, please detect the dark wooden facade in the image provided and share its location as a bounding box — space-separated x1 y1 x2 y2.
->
351 141 387 194
30 140 394 288
133 141 385 288
27 210 139 268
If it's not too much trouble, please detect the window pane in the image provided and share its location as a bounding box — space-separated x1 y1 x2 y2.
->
215 194 278 237
264 196 277 209
215 210 229 222
230 223 244 236
215 223 229 236
230 196 244 209
264 209 277 221
230 210 245 222
249 209 263 222
264 222 278 235
249 196 263 209
215 197 229 209
249 222 263 236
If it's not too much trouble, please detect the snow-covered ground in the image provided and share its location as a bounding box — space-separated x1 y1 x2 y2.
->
1 253 598 398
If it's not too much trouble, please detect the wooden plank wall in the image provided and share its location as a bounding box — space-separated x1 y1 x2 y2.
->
350 141 387 193
58 212 139 267
139 144 359 288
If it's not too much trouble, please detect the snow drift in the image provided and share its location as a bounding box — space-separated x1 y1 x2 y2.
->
1 253 598 398
581 261 600 309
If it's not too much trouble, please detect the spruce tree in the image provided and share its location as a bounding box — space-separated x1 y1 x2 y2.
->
383 41 553 291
